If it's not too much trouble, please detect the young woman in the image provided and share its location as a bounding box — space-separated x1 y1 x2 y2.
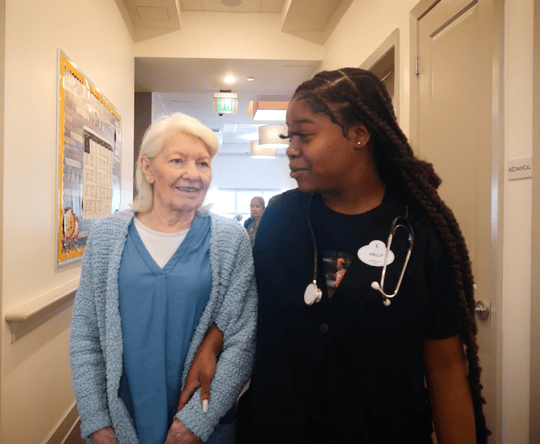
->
234 68 489 443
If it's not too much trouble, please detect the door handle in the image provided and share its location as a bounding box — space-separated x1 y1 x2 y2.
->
474 301 491 321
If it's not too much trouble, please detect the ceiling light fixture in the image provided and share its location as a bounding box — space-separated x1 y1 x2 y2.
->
224 76 236 84
253 101 288 121
247 77 254 81
251 140 277 159
258 124 289 148
239 132 259 141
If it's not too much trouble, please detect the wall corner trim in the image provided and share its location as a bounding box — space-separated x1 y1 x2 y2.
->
43 401 80 444
5 279 79 343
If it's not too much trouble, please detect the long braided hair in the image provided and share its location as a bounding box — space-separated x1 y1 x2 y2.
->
292 67 489 443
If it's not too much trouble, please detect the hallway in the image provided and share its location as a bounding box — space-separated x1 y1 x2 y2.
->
0 0 538 443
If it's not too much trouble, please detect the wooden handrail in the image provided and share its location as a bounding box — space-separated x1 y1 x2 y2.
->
5 279 79 342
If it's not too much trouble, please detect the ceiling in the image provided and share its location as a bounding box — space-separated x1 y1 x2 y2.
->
136 58 321 155
180 0 286 13
128 0 347 156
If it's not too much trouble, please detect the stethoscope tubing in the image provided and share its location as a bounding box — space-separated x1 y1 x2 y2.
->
304 194 415 307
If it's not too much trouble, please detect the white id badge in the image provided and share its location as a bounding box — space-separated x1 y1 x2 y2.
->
357 240 395 267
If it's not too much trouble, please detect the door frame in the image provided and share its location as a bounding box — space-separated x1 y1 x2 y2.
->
359 28 400 122
409 1 505 442
531 1 540 442
0 0 5 435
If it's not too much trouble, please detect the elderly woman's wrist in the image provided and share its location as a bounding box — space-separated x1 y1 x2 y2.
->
90 427 117 444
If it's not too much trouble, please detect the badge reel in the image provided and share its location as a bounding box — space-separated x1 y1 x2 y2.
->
304 281 322 306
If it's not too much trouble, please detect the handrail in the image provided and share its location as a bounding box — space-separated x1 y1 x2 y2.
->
5 279 79 342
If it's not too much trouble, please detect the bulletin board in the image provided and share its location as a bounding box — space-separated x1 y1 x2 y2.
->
57 51 121 267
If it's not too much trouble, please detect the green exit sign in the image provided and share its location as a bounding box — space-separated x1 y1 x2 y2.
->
213 92 238 114
217 98 235 113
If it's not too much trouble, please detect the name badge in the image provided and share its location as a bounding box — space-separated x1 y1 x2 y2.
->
358 240 395 267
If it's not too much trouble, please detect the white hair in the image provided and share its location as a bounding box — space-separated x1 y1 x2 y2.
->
251 196 265 209
133 113 219 213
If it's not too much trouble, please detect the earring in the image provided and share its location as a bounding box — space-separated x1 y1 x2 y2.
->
357 141 363 147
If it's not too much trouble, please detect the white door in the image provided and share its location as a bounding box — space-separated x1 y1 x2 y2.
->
413 0 501 441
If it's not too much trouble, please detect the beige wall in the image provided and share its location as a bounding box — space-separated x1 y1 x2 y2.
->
134 11 324 60
1 0 134 442
531 1 540 441
211 155 295 192
0 0 535 442
0 0 5 432
503 0 534 443
322 0 534 442
322 0 419 135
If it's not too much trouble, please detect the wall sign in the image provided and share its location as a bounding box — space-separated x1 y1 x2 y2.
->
508 156 532 180
213 92 238 114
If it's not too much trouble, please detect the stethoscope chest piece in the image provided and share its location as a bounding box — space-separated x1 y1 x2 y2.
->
304 281 322 306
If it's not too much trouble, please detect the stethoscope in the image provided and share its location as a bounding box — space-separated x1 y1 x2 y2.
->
304 195 415 307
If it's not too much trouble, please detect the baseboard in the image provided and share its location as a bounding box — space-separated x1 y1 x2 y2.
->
63 418 84 444
42 402 80 444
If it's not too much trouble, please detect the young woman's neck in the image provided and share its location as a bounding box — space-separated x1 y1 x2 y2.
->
322 171 386 215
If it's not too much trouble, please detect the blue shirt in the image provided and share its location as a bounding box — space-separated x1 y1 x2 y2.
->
118 214 212 444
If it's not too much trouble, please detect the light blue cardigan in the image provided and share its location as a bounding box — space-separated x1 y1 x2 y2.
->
70 209 257 443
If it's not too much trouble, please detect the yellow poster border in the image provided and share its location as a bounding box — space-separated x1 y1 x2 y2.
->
57 51 121 266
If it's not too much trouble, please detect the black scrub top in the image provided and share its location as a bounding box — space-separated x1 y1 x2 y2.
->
237 190 459 444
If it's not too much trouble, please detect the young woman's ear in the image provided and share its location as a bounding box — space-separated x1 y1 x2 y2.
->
351 122 371 149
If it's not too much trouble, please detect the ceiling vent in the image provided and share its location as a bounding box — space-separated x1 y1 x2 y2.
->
123 0 181 29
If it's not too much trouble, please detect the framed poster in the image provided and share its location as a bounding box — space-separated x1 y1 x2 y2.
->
57 51 121 266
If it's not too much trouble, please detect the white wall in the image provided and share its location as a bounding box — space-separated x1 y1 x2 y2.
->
502 0 534 442
211 155 294 191
152 92 169 121
1 0 134 442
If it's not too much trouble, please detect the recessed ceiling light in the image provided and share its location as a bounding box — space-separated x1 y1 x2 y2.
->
222 0 243 6
253 109 287 121
247 77 254 81
224 76 236 84
239 132 259 141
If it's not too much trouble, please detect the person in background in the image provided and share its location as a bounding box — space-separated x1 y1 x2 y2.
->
243 196 265 247
232 68 490 443
70 112 257 444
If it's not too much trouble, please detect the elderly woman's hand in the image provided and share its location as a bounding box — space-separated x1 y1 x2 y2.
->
164 418 200 444
177 324 223 412
90 427 118 444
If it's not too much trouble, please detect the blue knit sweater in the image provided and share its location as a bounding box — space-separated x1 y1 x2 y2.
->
70 209 257 443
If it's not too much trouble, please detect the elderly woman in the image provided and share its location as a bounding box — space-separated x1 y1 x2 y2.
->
70 113 257 444
243 196 265 247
